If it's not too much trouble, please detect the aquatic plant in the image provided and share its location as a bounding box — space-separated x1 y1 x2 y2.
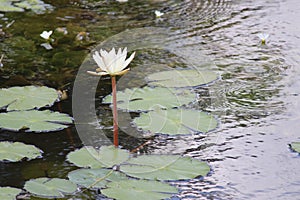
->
257 33 269 45
155 10 164 18
40 30 53 40
40 30 53 49
0 86 73 132
87 47 135 147
65 145 210 200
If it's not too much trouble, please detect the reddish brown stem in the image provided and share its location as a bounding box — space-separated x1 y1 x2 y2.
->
111 76 118 147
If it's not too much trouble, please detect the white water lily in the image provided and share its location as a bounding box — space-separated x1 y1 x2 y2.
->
155 10 164 18
40 30 53 40
257 33 269 44
88 47 135 76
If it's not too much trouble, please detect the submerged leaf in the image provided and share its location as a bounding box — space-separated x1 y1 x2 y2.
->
121 155 210 181
68 168 128 189
24 178 77 198
291 142 300 153
133 108 217 135
0 141 42 162
101 179 178 200
147 69 218 87
0 186 22 200
0 110 73 132
67 146 130 168
103 87 195 111
0 86 58 111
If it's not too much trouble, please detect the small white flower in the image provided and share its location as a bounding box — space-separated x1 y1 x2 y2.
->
116 0 128 2
87 47 135 76
257 33 269 44
155 10 164 18
40 30 53 40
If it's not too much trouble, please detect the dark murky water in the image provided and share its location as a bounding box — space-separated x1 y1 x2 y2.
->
1 0 300 199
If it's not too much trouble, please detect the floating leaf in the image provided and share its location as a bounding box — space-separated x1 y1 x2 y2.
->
0 0 53 13
68 168 128 189
0 186 22 200
0 1 24 12
133 108 217 135
0 141 42 162
0 110 73 132
291 142 300 153
147 69 218 88
24 178 77 198
101 179 178 200
103 87 195 111
67 146 130 168
121 155 210 181
0 86 58 111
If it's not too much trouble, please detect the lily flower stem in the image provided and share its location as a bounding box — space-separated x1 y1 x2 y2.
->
111 76 118 147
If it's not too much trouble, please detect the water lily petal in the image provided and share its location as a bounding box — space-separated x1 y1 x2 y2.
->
40 43 53 50
113 48 127 73
122 51 135 70
87 71 109 76
107 48 118 73
111 68 130 76
93 51 106 72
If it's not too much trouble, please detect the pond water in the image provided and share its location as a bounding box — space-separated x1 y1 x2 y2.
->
1 0 300 199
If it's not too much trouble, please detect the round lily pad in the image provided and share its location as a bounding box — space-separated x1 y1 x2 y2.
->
0 0 53 13
67 146 130 168
0 110 73 132
0 86 59 111
133 108 218 135
0 141 42 162
24 178 77 198
0 186 22 200
68 168 128 189
101 179 178 200
103 87 195 112
121 155 210 181
146 69 218 88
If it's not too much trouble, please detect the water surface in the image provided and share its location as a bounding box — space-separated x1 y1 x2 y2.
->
0 0 300 199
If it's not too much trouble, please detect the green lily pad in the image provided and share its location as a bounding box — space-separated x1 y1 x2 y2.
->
101 179 178 200
0 110 73 132
68 168 128 189
291 142 300 153
67 146 130 168
133 108 217 135
0 86 59 111
147 69 218 88
0 187 22 200
103 87 195 112
0 141 42 162
121 155 210 181
24 178 77 198
0 0 53 13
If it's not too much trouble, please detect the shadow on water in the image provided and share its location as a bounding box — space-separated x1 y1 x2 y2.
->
1 0 300 199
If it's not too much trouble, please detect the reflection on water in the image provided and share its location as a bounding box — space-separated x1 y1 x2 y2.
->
1 0 300 199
